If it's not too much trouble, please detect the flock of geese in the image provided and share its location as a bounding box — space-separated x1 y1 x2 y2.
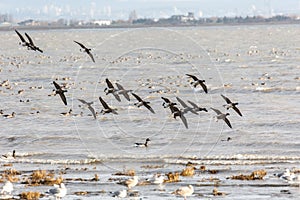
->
1 29 247 199
13 29 244 131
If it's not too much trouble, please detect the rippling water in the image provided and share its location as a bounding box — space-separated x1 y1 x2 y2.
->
0 25 299 199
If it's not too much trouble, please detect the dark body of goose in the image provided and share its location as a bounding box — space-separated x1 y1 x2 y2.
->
104 78 121 102
161 97 177 108
135 138 151 147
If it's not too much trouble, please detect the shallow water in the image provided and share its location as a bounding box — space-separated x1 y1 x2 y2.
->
0 25 299 199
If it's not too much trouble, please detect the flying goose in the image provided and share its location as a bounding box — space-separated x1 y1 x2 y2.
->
132 93 155 114
169 104 188 129
116 82 132 101
99 97 118 115
186 74 208 93
221 94 243 116
74 40 95 62
24 32 43 53
176 97 198 115
78 99 97 119
53 81 67 106
104 78 121 102
210 107 232 128
187 100 208 113
161 96 177 108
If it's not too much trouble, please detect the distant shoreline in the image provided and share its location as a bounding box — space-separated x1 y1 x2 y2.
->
0 20 299 31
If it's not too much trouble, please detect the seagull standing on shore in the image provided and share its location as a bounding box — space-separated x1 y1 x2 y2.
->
48 183 67 200
173 185 194 200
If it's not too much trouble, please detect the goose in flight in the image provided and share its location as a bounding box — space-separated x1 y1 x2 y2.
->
25 32 43 53
161 96 177 108
104 78 121 102
132 93 155 114
78 99 97 119
53 81 67 106
210 107 232 128
169 104 188 129
74 40 95 62
176 97 198 115
221 94 243 116
186 74 208 93
99 96 118 115
116 82 132 101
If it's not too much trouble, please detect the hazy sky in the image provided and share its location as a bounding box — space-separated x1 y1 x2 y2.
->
0 0 299 21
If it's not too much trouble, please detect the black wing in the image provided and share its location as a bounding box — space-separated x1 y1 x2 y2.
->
131 93 143 102
99 97 110 109
58 93 67 106
233 106 243 117
25 32 34 45
15 30 26 42
199 81 208 93
77 98 88 105
221 94 232 104
74 40 86 49
144 103 155 114
53 81 62 90
105 78 115 89
88 106 97 119
223 118 232 128
161 97 171 103
186 74 199 81
87 52 95 62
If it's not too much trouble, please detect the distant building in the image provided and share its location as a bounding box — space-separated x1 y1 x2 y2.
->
92 20 111 26
171 12 195 22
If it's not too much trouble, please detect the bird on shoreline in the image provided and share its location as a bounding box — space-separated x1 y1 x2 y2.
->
116 82 132 101
48 183 67 200
135 138 151 147
99 96 118 115
78 99 97 119
74 40 95 62
132 93 155 114
111 189 127 198
2 150 16 159
2 112 15 119
53 81 68 106
210 107 232 128
104 78 121 102
124 176 138 189
221 94 243 116
186 74 208 93
173 185 194 200
1 181 13 195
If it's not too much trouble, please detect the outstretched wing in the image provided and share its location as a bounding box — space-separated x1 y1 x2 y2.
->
223 118 232 128
233 106 243 117
59 93 67 106
210 107 222 115
221 94 232 104
88 105 97 119
99 96 110 109
186 74 199 81
187 100 198 108
161 97 171 103
15 30 26 42
115 82 125 90
131 93 143 102
199 81 208 93
74 40 86 49
78 98 88 105
25 32 34 45
180 115 188 129
176 97 188 108
53 81 62 90
105 78 115 89
87 52 95 62
144 103 155 114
